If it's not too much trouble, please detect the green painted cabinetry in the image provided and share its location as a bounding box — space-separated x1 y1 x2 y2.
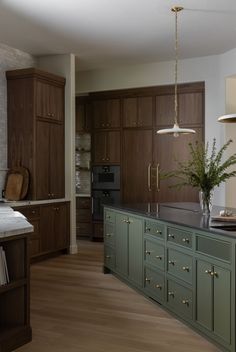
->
104 206 235 352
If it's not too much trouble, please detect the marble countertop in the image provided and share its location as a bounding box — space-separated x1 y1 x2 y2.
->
104 202 236 239
0 204 33 238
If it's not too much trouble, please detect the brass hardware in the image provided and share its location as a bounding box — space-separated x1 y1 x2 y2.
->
205 270 212 276
122 219 128 223
156 255 162 260
168 260 175 265
156 229 162 234
182 299 189 305
106 215 111 219
213 272 218 278
156 163 160 191
145 227 151 232
105 233 112 237
102 158 105 161
168 234 175 239
145 250 151 255
31 210 36 214
182 238 190 243
102 123 105 127
106 157 110 161
182 266 189 272
155 284 162 289
105 255 111 259
168 291 174 297
145 278 151 283
147 163 151 191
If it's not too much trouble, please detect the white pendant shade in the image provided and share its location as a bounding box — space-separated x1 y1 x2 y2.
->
157 123 196 138
218 114 236 123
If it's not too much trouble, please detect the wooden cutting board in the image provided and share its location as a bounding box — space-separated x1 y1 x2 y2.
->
5 173 24 201
10 166 29 199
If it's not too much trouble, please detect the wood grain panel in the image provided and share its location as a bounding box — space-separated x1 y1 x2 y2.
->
93 131 106 163
155 94 175 126
123 97 137 127
179 92 203 125
138 96 153 127
107 131 120 163
50 123 65 199
107 99 120 128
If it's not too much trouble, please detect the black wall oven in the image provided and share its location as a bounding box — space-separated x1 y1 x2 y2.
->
92 166 120 220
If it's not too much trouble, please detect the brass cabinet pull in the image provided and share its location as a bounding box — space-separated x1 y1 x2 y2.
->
147 163 151 191
155 284 162 289
168 291 174 297
168 260 175 265
182 238 190 243
122 219 128 223
145 227 151 232
182 266 189 272
156 229 162 234
182 299 189 306
156 163 160 192
105 255 111 259
156 255 162 260
168 234 175 239
145 250 152 255
205 270 212 276
105 233 112 237
145 278 151 283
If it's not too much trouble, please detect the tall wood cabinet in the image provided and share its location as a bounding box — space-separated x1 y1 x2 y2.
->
6 68 65 200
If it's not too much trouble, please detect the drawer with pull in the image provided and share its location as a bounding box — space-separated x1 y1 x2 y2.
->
196 234 231 263
144 266 165 303
167 227 192 249
167 279 193 320
144 238 164 271
167 248 193 285
104 210 115 224
16 206 40 220
144 220 164 239
104 246 115 270
104 223 115 247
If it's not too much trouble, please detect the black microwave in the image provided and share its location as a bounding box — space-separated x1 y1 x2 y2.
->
92 166 120 190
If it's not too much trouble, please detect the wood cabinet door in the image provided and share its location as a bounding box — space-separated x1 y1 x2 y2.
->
93 131 106 163
93 99 120 129
50 123 65 199
122 130 153 203
40 205 55 252
155 94 175 126
179 92 203 125
92 100 107 128
36 81 64 122
106 131 120 164
123 98 137 127
153 128 203 202
76 98 91 133
54 203 69 249
35 120 50 200
138 96 153 127
107 99 120 128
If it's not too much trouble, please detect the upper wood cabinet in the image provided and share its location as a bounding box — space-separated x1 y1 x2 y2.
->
92 99 120 129
76 96 91 133
123 96 153 128
93 131 120 164
6 68 65 200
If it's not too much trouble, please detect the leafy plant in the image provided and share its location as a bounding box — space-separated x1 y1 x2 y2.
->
164 139 236 197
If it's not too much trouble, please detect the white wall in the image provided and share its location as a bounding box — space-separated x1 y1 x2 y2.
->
38 54 77 254
76 54 226 205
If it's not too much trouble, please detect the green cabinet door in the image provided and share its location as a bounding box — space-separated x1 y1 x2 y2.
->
214 265 231 344
196 260 212 330
115 213 128 277
128 217 143 287
196 259 231 345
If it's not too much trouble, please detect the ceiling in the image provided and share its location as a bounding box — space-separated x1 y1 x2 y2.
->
1 0 236 71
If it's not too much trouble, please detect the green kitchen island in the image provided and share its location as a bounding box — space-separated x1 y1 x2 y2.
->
103 202 236 352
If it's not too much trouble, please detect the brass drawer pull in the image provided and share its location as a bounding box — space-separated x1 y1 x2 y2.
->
145 250 152 255
105 255 111 259
168 260 175 265
155 284 162 289
168 291 174 297
168 234 175 239
205 270 212 276
182 238 190 243
145 227 151 232
156 255 162 260
105 233 112 237
182 266 190 272
156 230 162 234
145 278 151 283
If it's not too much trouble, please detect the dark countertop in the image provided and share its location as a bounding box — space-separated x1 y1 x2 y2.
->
104 202 236 239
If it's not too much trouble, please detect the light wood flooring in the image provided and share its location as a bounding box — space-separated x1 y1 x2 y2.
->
19 241 220 352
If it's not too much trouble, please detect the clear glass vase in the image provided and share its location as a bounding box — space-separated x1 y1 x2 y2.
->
199 190 213 215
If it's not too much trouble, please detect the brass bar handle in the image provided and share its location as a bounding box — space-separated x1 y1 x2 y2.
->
156 163 160 191
147 163 151 191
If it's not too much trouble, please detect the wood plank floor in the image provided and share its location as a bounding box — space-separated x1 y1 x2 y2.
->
19 241 220 352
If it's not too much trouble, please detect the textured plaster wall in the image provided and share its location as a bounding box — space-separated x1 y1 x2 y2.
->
0 43 36 196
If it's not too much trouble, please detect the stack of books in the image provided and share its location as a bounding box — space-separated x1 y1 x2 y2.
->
0 246 9 285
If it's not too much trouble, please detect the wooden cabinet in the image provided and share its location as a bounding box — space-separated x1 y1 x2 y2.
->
92 99 120 129
123 96 153 128
76 96 91 133
7 68 65 200
93 131 120 164
15 202 70 261
76 197 92 239
0 233 32 351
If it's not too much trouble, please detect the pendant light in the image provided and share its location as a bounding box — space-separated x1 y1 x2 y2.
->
157 6 196 137
218 114 236 123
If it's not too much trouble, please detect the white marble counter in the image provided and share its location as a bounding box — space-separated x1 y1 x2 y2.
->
0 204 33 238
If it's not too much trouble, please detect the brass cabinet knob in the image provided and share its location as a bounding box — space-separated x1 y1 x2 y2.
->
168 234 175 239
155 284 162 289
156 230 162 234
182 266 190 272
31 210 36 214
156 255 162 260
145 278 151 283
168 291 174 297
182 299 189 305
145 227 151 232
105 255 111 259
205 269 212 276
182 238 190 243
145 250 151 255
168 260 175 265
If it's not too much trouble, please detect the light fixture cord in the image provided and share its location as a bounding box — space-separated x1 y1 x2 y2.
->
174 9 179 126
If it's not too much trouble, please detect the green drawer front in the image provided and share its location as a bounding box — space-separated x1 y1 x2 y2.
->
104 246 115 270
167 248 193 285
196 235 231 262
144 238 164 271
167 279 193 320
144 266 165 302
104 223 115 247
144 220 164 239
104 209 115 224
167 227 192 249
